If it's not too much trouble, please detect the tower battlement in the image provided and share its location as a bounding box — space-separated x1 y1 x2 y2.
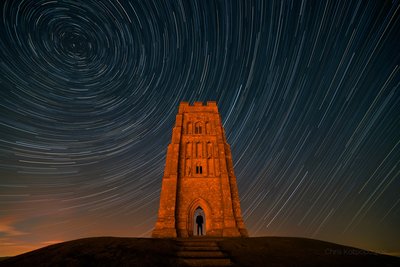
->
178 101 218 113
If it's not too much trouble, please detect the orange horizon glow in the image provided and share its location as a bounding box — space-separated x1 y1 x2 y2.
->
0 240 63 257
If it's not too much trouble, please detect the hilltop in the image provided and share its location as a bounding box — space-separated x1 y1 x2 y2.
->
1 236 398 267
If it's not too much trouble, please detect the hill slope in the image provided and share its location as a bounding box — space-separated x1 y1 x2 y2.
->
1 237 398 267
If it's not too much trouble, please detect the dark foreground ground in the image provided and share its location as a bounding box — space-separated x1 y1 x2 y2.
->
0 236 399 267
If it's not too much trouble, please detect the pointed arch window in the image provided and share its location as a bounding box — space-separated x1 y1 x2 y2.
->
195 122 202 134
196 163 203 174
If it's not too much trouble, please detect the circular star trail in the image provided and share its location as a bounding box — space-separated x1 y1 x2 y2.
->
1 0 399 256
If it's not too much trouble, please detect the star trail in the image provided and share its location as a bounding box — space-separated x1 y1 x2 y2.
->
1 0 399 257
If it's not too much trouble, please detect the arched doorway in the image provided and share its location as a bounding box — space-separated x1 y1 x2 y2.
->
187 198 212 237
193 207 206 236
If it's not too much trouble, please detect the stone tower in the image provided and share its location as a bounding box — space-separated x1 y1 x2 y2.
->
152 101 248 238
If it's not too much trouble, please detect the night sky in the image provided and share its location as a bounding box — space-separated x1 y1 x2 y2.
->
1 0 399 257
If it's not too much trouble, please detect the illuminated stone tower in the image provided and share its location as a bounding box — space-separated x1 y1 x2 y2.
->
152 101 248 237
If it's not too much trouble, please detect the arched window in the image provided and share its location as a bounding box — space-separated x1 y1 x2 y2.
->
196 163 203 174
195 122 202 134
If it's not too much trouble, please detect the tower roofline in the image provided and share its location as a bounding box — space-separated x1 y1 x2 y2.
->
179 101 218 113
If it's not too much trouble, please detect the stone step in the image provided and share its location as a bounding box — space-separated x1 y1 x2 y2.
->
177 250 226 258
177 241 219 247
179 246 221 251
180 258 232 267
175 239 233 266
177 238 224 241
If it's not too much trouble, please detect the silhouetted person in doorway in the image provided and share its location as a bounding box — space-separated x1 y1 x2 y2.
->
196 214 204 235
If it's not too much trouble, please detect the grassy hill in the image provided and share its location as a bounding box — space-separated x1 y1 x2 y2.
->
1 236 398 267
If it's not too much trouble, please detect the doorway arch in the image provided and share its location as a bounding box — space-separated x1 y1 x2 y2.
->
187 198 213 237
193 207 206 236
